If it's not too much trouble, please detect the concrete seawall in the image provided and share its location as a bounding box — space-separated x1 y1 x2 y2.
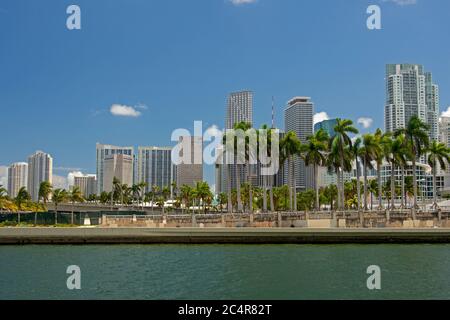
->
2 228 450 244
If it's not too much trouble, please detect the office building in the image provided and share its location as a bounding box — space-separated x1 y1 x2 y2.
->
284 97 314 191
385 64 439 141
7 162 28 199
27 151 53 202
137 146 174 192
73 174 97 198
96 143 134 194
176 136 203 187
314 119 338 137
222 91 254 192
103 154 134 192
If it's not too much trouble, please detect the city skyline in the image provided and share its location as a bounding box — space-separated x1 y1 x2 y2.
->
1 0 450 189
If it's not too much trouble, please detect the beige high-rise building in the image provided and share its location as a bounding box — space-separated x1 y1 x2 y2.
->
73 174 97 198
176 136 203 187
27 151 53 201
7 162 28 198
96 143 134 194
103 154 133 192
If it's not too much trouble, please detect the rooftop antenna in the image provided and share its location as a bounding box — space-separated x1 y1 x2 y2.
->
271 96 275 129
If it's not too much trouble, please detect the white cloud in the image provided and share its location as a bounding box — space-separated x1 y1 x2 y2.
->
229 0 258 6
313 112 330 125
441 106 450 118
54 166 84 172
357 117 374 129
110 104 142 117
53 175 69 190
0 166 7 189
382 0 417 6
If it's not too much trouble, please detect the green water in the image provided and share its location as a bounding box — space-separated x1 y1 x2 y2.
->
0 244 449 300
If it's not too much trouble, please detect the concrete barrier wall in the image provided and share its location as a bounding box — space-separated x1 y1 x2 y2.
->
101 213 450 229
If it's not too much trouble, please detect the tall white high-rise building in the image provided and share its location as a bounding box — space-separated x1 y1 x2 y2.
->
137 146 174 192
103 154 134 193
284 97 314 191
385 64 439 141
7 162 28 199
226 91 253 130
27 151 53 201
221 91 254 192
96 143 134 194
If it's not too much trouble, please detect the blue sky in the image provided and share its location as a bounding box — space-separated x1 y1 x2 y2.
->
1 0 450 188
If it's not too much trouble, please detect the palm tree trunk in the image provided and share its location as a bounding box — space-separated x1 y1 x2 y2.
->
401 166 405 209
370 192 373 210
71 202 74 225
336 168 341 210
412 156 417 210
269 180 274 213
288 156 293 211
227 164 232 213
377 162 382 210
412 157 418 219
341 169 346 211
433 165 437 208
391 162 396 210
263 175 267 213
236 164 243 213
247 163 253 214
356 158 361 212
363 162 368 211
292 157 297 212
314 164 319 211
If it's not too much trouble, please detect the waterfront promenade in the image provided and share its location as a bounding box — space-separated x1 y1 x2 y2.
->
2 227 450 244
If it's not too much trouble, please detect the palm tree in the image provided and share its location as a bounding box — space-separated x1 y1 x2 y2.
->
69 186 84 224
161 186 170 213
99 191 110 204
280 131 302 211
322 184 338 211
368 179 378 210
390 134 410 209
121 184 130 205
360 134 379 210
111 177 121 208
38 181 52 205
15 187 31 211
258 124 270 212
233 122 253 212
180 185 193 214
395 116 430 216
0 185 7 199
218 192 228 212
302 129 329 211
331 119 359 210
427 141 450 208
195 181 211 213
151 185 160 212
52 188 68 225
350 137 363 210
374 129 391 210
131 184 141 209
